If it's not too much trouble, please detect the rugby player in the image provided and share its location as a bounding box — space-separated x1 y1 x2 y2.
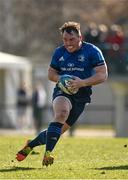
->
16 21 108 166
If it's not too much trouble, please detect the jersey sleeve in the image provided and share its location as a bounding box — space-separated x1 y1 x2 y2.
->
90 45 105 68
50 48 60 71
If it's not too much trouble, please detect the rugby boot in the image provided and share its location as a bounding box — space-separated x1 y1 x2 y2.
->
42 151 54 166
16 140 32 161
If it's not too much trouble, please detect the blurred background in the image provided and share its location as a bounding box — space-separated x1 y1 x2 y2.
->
0 0 128 137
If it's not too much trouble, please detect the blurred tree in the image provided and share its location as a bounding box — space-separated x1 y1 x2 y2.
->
0 0 127 65
0 0 63 62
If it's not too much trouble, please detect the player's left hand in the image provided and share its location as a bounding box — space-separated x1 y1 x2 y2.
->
69 77 85 89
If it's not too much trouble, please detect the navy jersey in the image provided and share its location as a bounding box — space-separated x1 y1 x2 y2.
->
50 42 105 102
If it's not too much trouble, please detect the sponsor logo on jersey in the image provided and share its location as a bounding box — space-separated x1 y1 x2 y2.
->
67 63 74 67
61 67 84 71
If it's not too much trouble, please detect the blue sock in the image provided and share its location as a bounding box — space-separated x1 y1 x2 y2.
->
46 122 63 152
28 130 47 148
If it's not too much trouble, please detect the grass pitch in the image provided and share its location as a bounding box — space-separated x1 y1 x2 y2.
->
0 135 128 179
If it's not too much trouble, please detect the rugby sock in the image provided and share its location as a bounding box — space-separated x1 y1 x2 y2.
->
28 130 47 148
46 122 63 152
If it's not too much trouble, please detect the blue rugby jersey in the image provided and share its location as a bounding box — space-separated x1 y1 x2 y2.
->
50 42 105 102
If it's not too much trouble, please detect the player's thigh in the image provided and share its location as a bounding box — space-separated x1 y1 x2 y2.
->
53 96 72 119
66 101 86 126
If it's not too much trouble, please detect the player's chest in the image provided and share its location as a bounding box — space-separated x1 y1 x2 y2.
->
58 53 91 69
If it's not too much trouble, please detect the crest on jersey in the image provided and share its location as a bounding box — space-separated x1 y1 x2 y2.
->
78 55 85 62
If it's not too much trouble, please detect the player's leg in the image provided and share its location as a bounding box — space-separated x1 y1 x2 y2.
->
16 96 72 163
16 99 86 163
16 140 32 161
66 101 86 128
28 99 85 149
61 122 71 133
16 122 70 162
29 120 70 148
16 98 86 162
42 100 86 166
42 96 72 166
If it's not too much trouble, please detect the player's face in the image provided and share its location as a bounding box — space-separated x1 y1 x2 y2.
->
62 31 82 53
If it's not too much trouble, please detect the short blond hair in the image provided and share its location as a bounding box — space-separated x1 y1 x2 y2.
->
59 21 81 36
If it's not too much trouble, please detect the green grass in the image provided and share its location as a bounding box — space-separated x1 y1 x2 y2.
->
0 135 128 179
76 124 114 130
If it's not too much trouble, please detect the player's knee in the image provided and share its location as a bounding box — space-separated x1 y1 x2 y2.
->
55 109 69 122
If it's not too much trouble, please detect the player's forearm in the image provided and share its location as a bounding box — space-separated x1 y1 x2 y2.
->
81 64 108 87
48 68 60 83
49 74 60 83
82 72 108 87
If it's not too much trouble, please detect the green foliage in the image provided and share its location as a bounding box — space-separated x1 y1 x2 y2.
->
0 136 128 179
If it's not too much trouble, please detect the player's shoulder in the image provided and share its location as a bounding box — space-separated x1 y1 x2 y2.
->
82 41 100 51
54 45 66 54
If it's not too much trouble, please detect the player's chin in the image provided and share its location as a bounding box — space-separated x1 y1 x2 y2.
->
66 47 76 53
67 49 75 53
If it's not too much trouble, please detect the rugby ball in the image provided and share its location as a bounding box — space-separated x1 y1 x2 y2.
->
58 74 78 95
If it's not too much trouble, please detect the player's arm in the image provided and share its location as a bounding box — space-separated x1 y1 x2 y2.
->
48 67 60 83
70 63 108 89
82 63 108 86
